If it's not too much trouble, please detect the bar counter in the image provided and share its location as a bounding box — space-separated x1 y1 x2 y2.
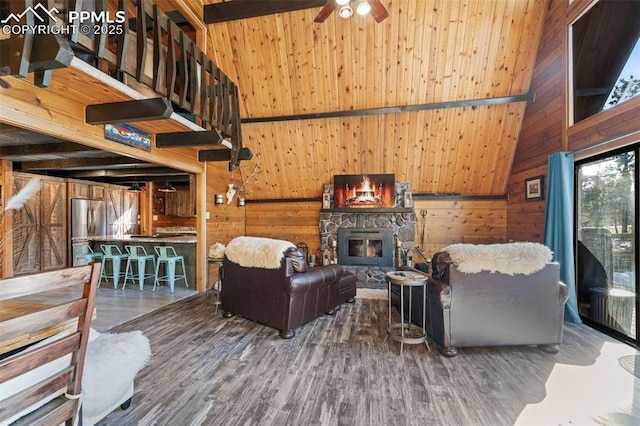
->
89 235 196 290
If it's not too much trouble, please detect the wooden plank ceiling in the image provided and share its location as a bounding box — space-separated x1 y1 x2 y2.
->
203 0 547 198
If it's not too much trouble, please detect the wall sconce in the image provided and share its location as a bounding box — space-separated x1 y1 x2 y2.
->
215 194 224 205
237 197 245 207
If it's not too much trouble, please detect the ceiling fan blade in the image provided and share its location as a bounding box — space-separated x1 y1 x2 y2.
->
314 0 338 23
368 0 389 23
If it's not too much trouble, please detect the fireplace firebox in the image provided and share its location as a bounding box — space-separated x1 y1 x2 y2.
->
338 228 394 267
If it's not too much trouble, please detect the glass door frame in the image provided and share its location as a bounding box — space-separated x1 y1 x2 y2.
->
574 144 639 349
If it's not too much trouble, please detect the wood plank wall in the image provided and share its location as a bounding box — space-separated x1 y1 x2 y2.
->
413 198 507 258
245 200 322 256
507 0 640 243
205 162 246 249
241 197 507 263
506 0 562 243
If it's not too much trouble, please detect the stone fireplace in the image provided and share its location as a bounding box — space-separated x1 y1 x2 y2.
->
338 227 394 267
319 208 416 289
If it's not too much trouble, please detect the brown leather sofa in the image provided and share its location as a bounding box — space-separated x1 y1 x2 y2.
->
222 247 356 338
425 258 569 356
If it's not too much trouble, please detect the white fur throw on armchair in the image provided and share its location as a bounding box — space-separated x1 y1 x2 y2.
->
441 242 553 275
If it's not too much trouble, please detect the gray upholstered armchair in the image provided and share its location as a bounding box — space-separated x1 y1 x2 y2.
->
395 243 569 356
427 261 568 356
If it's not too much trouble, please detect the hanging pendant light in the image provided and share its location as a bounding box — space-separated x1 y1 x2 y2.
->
158 182 176 192
127 181 144 192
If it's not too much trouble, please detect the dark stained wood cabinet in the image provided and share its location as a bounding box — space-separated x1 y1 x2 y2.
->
12 173 67 275
165 189 194 217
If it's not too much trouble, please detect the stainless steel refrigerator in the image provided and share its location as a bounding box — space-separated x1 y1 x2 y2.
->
71 199 106 241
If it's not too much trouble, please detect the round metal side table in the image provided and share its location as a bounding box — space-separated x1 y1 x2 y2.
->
206 257 224 313
386 270 430 354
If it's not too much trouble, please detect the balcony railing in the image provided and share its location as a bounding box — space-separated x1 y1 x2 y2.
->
1 0 241 155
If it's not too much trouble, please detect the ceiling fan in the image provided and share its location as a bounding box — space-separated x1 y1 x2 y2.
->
314 0 389 23
202 0 388 25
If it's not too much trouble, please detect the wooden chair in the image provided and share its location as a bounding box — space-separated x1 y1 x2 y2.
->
0 263 101 426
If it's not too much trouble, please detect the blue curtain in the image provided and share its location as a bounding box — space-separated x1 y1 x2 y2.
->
544 152 582 323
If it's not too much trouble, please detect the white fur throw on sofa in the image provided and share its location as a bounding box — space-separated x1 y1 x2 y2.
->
441 242 553 275
225 236 295 269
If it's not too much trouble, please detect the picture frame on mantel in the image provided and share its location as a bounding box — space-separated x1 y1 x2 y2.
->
525 175 544 201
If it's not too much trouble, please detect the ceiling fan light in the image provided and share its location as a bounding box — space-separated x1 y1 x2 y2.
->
336 0 350 6
356 0 371 15
339 5 353 19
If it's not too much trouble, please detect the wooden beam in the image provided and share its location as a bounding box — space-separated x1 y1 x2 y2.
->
63 168 188 179
204 0 327 24
198 147 253 162
19 156 149 171
156 130 225 147
0 142 99 159
85 98 173 124
242 94 536 123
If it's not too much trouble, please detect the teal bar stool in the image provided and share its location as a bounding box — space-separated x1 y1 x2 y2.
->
72 242 103 266
100 244 128 289
123 245 156 291
153 246 188 293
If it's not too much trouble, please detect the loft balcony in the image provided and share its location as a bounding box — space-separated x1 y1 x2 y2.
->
0 0 245 165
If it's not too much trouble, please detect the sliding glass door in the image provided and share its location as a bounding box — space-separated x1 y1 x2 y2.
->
576 147 638 345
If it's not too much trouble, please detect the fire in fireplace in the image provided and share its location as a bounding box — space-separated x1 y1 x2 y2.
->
338 228 394 267
333 174 395 208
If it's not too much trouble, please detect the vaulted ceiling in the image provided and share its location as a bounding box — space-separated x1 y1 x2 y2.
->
202 0 547 198
0 0 548 199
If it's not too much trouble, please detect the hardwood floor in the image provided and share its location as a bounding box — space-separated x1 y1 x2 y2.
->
95 294 639 426
20 282 197 332
91 285 197 331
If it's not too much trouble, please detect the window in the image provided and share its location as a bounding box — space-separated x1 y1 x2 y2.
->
571 1 640 124
576 147 638 346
